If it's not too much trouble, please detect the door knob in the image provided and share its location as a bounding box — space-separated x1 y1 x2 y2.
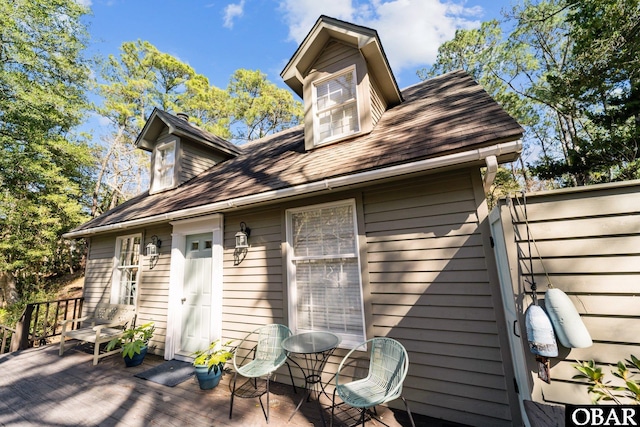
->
181 298 186 304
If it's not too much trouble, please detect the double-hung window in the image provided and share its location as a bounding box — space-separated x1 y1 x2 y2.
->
314 67 360 145
111 234 141 306
286 200 366 347
151 140 176 193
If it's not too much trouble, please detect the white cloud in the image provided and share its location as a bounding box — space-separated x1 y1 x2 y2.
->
278 0 356 43
277 0 482 75
98 115 111 127
223 0 245 29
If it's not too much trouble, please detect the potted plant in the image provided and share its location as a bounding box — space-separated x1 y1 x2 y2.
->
106 322 155 367
191 339 235 389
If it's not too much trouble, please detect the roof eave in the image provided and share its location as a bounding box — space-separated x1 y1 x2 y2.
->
134 109 242 157
134 108 174 151
64 138 522 239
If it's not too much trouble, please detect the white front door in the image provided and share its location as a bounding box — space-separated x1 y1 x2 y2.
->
165 214 223 361
181 233 214 354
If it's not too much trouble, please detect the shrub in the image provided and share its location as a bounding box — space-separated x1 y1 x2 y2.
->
573 355 640 404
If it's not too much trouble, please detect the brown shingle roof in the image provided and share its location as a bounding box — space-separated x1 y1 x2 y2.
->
137 108 243 157
71 70 523 235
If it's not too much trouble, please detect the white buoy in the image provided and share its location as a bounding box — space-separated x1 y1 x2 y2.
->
525 304 558 357
545 288 593 348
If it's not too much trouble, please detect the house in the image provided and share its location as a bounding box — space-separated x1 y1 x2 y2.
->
65 16 525 426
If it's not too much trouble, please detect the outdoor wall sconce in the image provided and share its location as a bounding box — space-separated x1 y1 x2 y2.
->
146 235 162 269
235 222 250 249
234 222 250 265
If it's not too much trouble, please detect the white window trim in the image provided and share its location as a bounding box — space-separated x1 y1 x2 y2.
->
312 65 361 147
150 138 177 194
285 199 366 348
110 233 142 306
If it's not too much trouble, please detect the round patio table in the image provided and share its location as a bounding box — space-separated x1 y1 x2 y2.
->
282 331 341 425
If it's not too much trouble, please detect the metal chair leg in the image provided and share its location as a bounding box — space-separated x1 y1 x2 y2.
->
257 393 268 423
266 375 270 423
229 372 238 419
401 396 416 427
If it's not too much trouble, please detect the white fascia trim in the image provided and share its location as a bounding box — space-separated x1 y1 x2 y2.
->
64 139 522 239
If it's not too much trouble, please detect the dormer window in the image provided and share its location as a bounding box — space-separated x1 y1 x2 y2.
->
314 66 360 145
150 139 176 193
281 16 402 152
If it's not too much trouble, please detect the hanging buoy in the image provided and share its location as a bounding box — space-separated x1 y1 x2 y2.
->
525 304 558 357
544 288 593 348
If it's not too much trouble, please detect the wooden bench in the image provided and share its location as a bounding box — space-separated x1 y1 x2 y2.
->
59 303 136 365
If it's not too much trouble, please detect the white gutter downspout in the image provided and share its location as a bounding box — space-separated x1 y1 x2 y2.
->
483 155 498 193
64 140 522 239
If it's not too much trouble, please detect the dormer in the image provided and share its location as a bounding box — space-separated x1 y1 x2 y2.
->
281 16 403 151
135 109 242 195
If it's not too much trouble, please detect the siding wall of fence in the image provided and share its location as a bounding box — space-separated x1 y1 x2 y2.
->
492 180 640 406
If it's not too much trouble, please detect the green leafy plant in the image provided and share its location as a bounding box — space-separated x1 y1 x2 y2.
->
191 339 235 374
573 355 640 404
106 322 155 359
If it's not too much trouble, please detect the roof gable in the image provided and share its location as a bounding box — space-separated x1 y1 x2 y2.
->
135 108 242 157
281 15 402 107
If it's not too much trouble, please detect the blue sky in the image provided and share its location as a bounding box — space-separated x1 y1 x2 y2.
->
82 0 513 132
84 0 513 88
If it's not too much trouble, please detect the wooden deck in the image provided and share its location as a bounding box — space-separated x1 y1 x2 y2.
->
0 342 458 427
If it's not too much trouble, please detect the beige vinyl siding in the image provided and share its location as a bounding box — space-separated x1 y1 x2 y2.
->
158 127 170 139
369 76 387 126
219 208 299 386
83 226 172 356
494 180 640 405
363 170 514 427
178 140 223 184
84 234 117 307
311 40 360 74
222 208 285 343
136 225 172 354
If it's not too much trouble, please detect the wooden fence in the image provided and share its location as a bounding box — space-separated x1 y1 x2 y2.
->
0 324 15 354
491 180 640 410
2 297 84 354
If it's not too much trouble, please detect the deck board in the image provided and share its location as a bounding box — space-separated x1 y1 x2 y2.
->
0 343 452 427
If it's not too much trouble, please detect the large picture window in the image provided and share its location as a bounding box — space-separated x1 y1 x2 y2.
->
286 200 365 347
313 67 359 145
112 234 141 306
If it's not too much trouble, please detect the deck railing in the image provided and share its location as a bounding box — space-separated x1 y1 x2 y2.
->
0 324 15 354
10 297 84 352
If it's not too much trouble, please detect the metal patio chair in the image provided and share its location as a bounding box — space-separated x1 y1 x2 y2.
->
229 323 296 424
331 337 416 427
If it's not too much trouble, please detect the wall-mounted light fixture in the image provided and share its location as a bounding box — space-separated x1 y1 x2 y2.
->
235 222 250 249
146 235 162 269
234 222 250 265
